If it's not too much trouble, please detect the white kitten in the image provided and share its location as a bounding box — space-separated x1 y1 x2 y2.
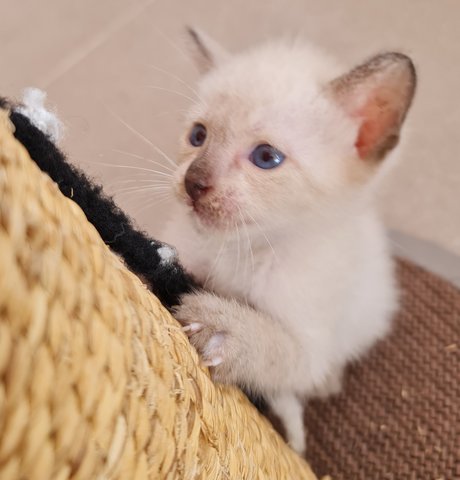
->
162 29 416 454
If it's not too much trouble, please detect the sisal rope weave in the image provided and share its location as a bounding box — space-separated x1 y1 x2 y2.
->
0 116 317 479
304 260 460 479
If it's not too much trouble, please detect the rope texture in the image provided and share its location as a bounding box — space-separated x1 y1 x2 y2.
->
0 117 316 480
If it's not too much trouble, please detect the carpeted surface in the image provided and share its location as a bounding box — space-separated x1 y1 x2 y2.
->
304 259 459 479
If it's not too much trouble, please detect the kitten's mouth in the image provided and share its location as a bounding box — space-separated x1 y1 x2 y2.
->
186 195 239 231
176 179 242 230
189 200 221 228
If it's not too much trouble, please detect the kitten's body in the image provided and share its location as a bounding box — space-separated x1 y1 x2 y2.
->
164 197 395 388
163 183 395 451
163 34 415 453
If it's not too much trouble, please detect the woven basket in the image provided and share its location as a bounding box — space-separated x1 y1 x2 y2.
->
0 114 317 479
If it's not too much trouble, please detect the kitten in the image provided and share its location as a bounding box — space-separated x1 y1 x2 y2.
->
162 29 416 454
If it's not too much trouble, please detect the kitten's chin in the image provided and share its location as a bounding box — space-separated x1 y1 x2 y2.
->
184 200 235 233
176 188 241 233
189 206 226 232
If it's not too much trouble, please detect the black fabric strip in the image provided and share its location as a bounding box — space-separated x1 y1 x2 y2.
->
7 106 198 309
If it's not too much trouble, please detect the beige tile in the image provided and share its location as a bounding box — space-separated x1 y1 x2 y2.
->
390 231 460 288
0 0 153 94
3 0 460 260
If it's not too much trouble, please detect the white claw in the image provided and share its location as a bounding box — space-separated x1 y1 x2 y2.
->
203 356 223 367
182 322 203 333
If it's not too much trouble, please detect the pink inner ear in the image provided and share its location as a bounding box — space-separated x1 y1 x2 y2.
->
354 91 399 160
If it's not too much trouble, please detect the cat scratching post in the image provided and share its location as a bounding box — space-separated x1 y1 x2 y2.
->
0 117 317 479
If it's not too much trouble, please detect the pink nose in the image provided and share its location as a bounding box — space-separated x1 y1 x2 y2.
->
184 170 212 202
184 178 210 201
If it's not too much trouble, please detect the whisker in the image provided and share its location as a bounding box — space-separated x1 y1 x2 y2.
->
237 205 255 278
106 178 171 192
245 210 278 263
112 148 175 173
106 108 178 168
145 85 197 104
107 170 171 179
204 230 228 289
128 189 171 204
146 64 201 99
116 182 172 191
114 181 171 190
114 185 171 196
236 207 249 279
388 238 411 256
108 178 172 186
146 141 178 170
150 109 189 119
131 193 172 215
91 160 173 178
233 217 241 284
154 28 194 65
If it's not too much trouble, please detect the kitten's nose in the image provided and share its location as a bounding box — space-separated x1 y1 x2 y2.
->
184 174 211 202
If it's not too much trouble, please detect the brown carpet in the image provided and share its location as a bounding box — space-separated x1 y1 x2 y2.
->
303 260 460 479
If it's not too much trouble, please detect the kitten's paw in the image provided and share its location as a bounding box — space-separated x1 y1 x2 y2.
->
181 322 225 367
311 369 344 399
269 392 306 456
174 292 240 382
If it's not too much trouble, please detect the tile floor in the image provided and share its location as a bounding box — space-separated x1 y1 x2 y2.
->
1 0 459 283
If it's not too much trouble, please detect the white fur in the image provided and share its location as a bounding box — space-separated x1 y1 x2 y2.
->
157 244 176 265
163 37 414 454
17 88 63 143
270 392 307 454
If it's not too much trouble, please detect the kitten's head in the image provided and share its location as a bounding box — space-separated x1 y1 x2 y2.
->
173 28 416 232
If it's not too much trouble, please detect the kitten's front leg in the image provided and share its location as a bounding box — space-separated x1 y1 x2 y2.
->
174 291 308 454
173 291 301 391
269 392 306 455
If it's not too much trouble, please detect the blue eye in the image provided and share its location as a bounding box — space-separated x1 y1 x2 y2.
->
189 123 207 147
250 144 285 169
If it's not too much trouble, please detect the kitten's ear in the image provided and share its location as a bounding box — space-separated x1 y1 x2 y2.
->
186 27 229 73
328 52 416 162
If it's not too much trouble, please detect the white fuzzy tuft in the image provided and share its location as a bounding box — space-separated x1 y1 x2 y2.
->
17 88 63 143
157 245 177 265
